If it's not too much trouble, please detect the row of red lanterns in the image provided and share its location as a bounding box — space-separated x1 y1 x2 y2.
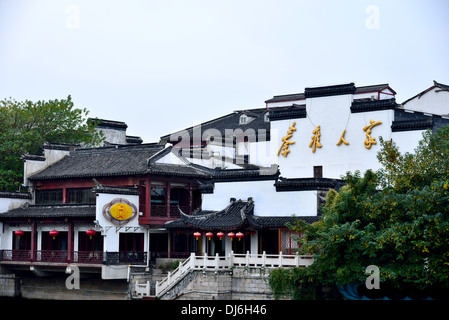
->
193 231 245 241
14 229 96 240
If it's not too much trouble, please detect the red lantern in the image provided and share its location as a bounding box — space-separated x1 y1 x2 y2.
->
206 232 213 240
49 230 59 240
86 229 96 239
193 232 201 240
15 230 24 239
236 232 244 241
228 232 235 241
217 232 225 240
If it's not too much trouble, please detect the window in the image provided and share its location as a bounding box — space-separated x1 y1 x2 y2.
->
151 187 165 205
67 188 95 204
35 189 63 204
314 166 323 178
78 231 103 252
119 233 144 252
13 231 31 250
150 186 166 216
239 115 247 124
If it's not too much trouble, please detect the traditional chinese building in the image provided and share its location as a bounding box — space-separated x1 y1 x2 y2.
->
161 81 449 258
0 81 447 299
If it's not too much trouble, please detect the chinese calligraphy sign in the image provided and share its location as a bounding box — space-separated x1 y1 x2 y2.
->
363 119 382 149
337 129 349 146
277 122 296 157
309 125 322 153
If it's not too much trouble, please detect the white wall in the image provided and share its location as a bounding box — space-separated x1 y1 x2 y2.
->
23 148 70 186
202 180 317 217
0 197 30 213
403 87 449 115
95 193 146 253
391 130 425 155
271 95 402 179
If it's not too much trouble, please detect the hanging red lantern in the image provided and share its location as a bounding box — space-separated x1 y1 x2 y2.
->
206 232 213 240
236 232 244 241
193 231 201 240
216 232 225 240
49 230 59 240
86 229 96 239
15 230 24 239
228 232 235 241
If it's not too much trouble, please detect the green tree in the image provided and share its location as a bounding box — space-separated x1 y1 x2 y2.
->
270 125 449 299
0 96 103 191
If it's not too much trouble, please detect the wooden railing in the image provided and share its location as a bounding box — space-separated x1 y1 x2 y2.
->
155 251 314 297
0 250 146 265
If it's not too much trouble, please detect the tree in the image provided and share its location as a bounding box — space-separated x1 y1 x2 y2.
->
0 96 104 191
269 125 449 299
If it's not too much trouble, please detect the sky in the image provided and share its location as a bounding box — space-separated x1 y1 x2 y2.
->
1 0 448 143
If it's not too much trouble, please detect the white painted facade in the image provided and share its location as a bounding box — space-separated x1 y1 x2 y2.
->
272 96 395 179
201 180 317 217
401 83 449 116
196 83 448 219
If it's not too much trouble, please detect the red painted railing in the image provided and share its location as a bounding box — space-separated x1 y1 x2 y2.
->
0 250 103 264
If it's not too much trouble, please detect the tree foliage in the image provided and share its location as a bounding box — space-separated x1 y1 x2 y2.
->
270 125 449 299
0 96 104 191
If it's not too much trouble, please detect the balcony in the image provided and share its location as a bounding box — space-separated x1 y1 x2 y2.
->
0 250 147 266
150 205 189 217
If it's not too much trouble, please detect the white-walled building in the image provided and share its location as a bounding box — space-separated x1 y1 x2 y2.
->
1 81 448 288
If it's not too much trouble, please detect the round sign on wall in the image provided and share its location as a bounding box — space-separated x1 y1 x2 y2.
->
103 198 138 225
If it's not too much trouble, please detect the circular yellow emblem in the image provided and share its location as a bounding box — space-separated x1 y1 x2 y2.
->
110 203 133 221
102 198 138 225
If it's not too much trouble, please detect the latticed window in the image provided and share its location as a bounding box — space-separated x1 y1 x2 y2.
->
67 188 95 204
35 189 63 204
279 229 301 255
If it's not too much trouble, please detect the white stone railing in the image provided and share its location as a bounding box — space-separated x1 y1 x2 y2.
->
155 251 313 298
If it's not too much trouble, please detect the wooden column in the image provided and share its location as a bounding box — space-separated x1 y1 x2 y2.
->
67 221 73 262
30 221 37 261
188 184 193 215
166 182 170 217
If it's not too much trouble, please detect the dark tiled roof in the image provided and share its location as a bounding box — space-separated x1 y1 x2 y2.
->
305 83 356 98
265 83 394 103
88 118 128 130
248 215 319 228
210 164 279 182
0 204 96 218
391 109 449 132
168 199 254 230
275 177 345 192
28 144 164 180
165 198 319 230
147 163 210 178
93 185 140 195
391 119 434 132
161 108 271 144
350 98 398 113
0 191 32 199
268 104 306 121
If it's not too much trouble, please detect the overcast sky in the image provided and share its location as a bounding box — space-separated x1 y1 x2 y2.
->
1 0 448 143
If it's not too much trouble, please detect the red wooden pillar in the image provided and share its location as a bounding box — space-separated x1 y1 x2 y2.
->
62 187 67 204
146 178 150 218
30 221 37 261
188 184 193 215
67 221 73 262
166 182 171 217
